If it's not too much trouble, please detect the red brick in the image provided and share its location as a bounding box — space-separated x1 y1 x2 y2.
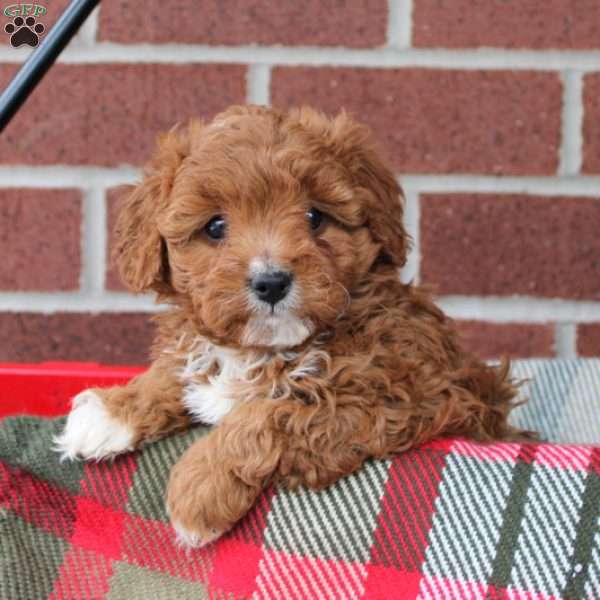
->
577 324 600 357
456 320 555 359
0 189 81 291
420 194 600 300
0 64 246 166
98 1 387 47
583 74 600 173
271 67 561 175
413 0 600 49
0 0 69 46
106 187 129 291
0 313 154 364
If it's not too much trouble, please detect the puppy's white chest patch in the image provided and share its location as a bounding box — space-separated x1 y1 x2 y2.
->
177 340 326 425
182 378 234 426
179 344 266 425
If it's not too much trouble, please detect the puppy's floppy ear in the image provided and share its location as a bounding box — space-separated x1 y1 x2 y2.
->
355 140 410 268
114 122 199 293
295 108 410 268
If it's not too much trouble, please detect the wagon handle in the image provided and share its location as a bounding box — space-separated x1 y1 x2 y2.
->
0 0 100 133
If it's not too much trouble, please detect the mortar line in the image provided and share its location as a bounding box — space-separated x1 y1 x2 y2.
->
0 292 163 313
75 4 99 47
559 70 584 176
80 187 106 294
387 0 412 49
1 169 600 194
554 323 577 358
246 64 271 106
400 186 420 284
400 175 600 196
0 293 598 322
3 45 600 71
0 166 140 187
437 297 600 324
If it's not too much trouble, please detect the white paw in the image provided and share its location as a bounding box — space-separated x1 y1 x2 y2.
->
53 390 134 461
171 519 223 551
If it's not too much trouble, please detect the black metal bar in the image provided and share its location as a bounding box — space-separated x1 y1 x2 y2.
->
0 0 100 133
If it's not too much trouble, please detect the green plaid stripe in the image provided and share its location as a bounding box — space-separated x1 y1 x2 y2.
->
106 562 209 600
1 513 70 599
0 416 85 493
487 443 538 591
263 458 391 562
563 449 600 598
126 427 208 521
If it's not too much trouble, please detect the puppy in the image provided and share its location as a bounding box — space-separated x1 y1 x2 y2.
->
54 105 523 548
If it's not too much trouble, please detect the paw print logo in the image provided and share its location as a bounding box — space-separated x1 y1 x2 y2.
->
4 16 45 48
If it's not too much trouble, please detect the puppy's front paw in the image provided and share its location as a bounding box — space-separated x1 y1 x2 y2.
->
166 461 229 550
53 389 134 461
166 438 262 550
171 519 223 551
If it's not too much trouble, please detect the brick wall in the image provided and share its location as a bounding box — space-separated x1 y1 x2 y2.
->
0 0 599 364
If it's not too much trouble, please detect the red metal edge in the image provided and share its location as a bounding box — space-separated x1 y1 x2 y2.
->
0 362 145 419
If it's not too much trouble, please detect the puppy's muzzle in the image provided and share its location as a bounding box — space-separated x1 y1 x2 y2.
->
250 270 293 306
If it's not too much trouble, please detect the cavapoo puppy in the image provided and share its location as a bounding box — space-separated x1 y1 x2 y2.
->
55 105 523 548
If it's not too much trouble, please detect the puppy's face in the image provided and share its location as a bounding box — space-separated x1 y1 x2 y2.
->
116 106 409 349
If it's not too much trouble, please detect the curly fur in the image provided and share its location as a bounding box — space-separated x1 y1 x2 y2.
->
58 105 528 547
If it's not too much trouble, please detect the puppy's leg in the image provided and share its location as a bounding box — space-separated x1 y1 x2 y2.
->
54 358 190 461
167 398 282 548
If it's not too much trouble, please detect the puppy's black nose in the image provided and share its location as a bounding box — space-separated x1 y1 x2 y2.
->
251 271 292 306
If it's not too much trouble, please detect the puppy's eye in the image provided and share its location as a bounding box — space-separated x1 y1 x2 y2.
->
306 207 325 232
204 216 226 240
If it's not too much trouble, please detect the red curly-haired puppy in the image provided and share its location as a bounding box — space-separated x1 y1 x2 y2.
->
55 105 523 548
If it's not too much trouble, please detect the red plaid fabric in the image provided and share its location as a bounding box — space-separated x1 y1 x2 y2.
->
1 417 599 599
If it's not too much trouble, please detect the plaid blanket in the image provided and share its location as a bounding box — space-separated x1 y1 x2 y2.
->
510 359 600 445
1 359 599 599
